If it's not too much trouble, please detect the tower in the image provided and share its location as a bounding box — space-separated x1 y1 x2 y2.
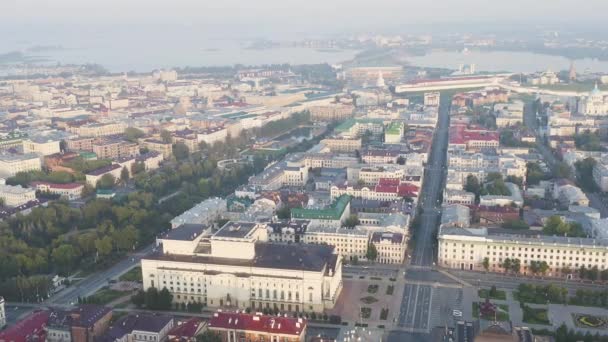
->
569 61 577 81
376 70 386 88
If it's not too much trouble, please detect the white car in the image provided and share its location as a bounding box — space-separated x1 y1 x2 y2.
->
452 310 462 317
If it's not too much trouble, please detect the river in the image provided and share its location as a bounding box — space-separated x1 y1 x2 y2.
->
407 49 608 74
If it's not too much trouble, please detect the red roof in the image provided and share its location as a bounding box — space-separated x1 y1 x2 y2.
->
449 124 499 145
0 310 49 342
378 178 400 186
168 318 204 339
209 312 306 336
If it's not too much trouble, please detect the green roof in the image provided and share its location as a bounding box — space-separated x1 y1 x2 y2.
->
334 119 356 132
291 195 351 220
80 151 97 159
385 122 403 135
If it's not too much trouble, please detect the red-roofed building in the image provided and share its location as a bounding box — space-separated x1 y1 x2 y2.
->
474 205 520 225
0 310 49 342
208 311 307 342
449 124 499 151
168 318 206 342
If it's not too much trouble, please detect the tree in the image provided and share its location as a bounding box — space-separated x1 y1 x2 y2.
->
160 129 172 143
94 236 113 258
501 219 529 230
526 162 546 186
276 206 291 220
366 243 378 262
52 244 79 275
574 157 599 192
464 175 481 196
197 331 222 342
131 290 145 308
482 257 490 272
158 287 173 310
396 156 406 165
173 142 190 161
554 162 572 179
342 215 360 228
96 174 116 190
511 259 521 274
120 167 130 184
501 258 512 273
124 127 145 142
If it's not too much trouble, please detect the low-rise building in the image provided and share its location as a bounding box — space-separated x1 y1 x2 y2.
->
0 153 41 177
320 137 362 152
371 232 407 264
31 182 83 200
85 164 122 187
142 138 173 158
291 195 351 228
98 313 174 342
92 139 139 160
22 136 62 156
47 305 112 342
0 310 49 342
303 226 369 262
208 311 307 342
0 184 36 207
438 226 608 277
170 197 227 228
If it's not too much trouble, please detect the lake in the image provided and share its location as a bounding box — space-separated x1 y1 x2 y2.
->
6 39 358 73
406 49 608 74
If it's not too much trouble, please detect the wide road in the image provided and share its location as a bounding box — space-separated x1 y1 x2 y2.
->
397 96 450 333
46 243 155 305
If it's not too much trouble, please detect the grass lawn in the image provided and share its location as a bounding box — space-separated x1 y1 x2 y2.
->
119 267 142 282
523 307 550 325
87 287 131 305
472 302 510 321
478 288 507 301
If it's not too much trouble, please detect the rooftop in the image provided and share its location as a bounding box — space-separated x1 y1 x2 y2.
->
214 221 258 239
291 195 351 221
162 224 207 241
209 312 306 336
148 242 337 273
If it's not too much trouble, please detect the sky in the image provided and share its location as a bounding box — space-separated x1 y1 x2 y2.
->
2 0 607 38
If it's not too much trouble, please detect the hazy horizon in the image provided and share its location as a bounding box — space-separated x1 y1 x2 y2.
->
2 0 608 43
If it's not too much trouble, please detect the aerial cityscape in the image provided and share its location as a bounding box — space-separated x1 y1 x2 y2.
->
3 1 608 341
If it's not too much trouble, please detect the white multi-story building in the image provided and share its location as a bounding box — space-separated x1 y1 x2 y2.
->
197 127 228 145
0 153 41 177
170 197 227 228
31 182 83 200
0 184 36 207
438 226 608 277
479 182 524 208
85 164 122 187
303 226 369 262
22 136 61 156
579 84 608 116
141 221 342 313
370 232 407 264
443 189 476 205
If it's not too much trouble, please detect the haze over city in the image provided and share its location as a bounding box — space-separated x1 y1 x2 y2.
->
2 1 608 342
